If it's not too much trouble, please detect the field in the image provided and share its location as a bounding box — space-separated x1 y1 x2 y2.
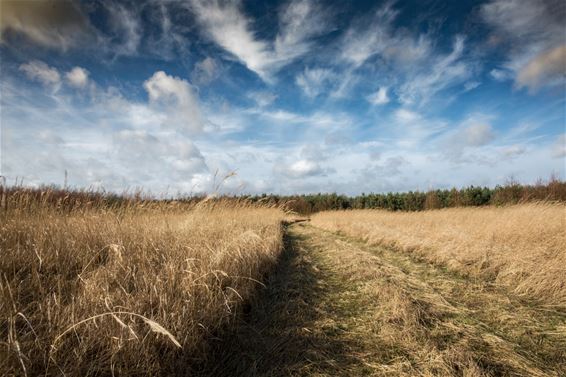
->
1 191 284 375
1 191 565 376
311 203 566 306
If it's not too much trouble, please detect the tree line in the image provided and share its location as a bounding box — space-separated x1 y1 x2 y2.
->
247 177 566 214
2 177 564 215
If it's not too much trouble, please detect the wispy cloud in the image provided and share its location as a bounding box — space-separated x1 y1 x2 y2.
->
397 36 473 106
104 1 142 56
296 67 335 98
339 3 431 68
336 3 473 105
188 0 330 80
191 57 221 86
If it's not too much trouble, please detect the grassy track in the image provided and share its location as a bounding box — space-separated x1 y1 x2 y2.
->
198 223 566 376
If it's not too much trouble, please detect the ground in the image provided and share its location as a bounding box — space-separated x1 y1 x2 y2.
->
196 223 566 376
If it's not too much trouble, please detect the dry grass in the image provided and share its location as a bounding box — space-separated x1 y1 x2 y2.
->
204 223 566 376
311 203 566 307
0 191 285 376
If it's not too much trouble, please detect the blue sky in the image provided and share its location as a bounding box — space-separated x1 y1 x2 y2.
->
1 0 564 195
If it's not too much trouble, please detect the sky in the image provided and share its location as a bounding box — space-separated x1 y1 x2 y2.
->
0 0 565 196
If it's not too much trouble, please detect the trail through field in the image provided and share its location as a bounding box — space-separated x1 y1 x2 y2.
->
197 223 566 376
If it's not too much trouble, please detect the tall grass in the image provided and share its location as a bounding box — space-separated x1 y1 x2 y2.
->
311 203 566 307
0 189 285 376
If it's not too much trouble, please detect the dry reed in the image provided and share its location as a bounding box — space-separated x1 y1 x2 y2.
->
0 190 285 376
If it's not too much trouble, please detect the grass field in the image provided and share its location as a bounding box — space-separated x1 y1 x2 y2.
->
0 191 284 375
1 191 565 376
311 203 566 307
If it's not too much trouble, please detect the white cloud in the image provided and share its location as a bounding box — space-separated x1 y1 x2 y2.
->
516 45 566 91
273 0 329 64
188 0 329 80
145 2 188 61
19 60 61 87
247 91 277 107
464 123 495 147
113 130 207 178
436 115 497 162
394 108 420 123
1 74 211 193
191 57 220 85
397 36 472 105
188 0 270 77
500 145 526 158
463 81 481 91
0 0 91 50
278 159 326 179
390 108 447 148
362 156 408 178
367 87 389 105
339 3 431 68
105 2 142 56
338 4 472 105
490 68 512 82
296 68 335 98
143 71 204 133
248 107 353 130
65 67 89 88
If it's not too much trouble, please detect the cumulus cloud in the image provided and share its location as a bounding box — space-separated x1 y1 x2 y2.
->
0 0 91 50
278 159 326 178
19 60 61 87
516 45 566 91
188 0 330 80
437 116 497 163
367 87 390 105
143 71 204 133
114 130 207 179
464 123 495 147
65 67 89 88
2 73 211 193
481 0 566 90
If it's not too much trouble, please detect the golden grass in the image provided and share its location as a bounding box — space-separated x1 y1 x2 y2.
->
205 223 566 376
0 192 285 376
311 203 566 307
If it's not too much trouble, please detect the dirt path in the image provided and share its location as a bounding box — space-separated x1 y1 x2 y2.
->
197 223 566 376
